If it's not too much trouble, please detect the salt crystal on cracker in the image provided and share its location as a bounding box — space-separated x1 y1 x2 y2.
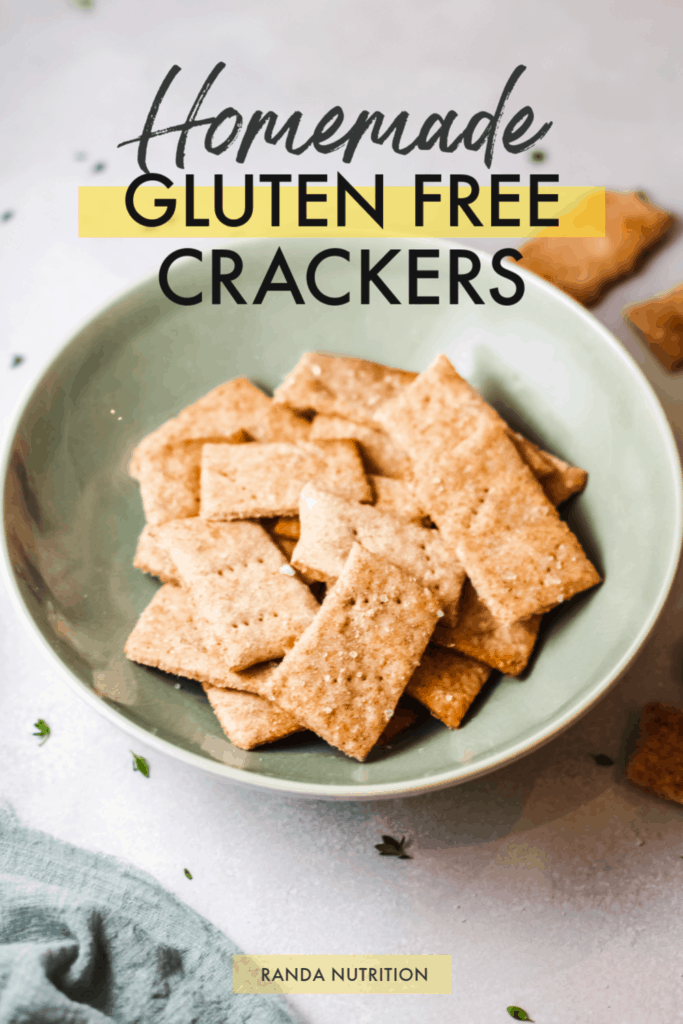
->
376 355 600 624
200 439 372 520
310 413 410 478
406 645 492 729
154 518 320 671
273 352 417 427
292 482 465 625
203 685 303 750
518 190 673 307
262 543 440 761
626 702 683 806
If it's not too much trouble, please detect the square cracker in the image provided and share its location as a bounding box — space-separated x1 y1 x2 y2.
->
130 376 310 477
262 542 440 761
134 524 180 583
154 518 320 671
292 482 465 626
626 702 683 806
432 580 541 676
507 431 587 506
273 352 417 427
518 190 673 307
200 439 372 520
369 475 429 525
310 413 410 478
124 583 281 697
406 645 492 729
376 355 601 623
625 283 683 372
203 685 303 750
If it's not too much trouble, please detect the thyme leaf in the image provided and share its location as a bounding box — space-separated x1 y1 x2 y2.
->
33 719 50 746
507 1007 534 1021
375 835 411 859
131 751 150 777
184 868 193 880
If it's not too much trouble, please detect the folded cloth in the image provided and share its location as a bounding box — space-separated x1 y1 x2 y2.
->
0 807 294 1024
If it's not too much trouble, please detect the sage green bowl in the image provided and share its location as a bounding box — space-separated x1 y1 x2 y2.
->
2 238 681 798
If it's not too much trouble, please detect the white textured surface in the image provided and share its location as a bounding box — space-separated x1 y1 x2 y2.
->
2 3 683 1022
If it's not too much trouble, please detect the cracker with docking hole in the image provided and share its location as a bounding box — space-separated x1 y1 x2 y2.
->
292 482 465 625
517 190 673 307
406 645 492 729
310 413 410 478
369 475 430 525
262 543 440 761
625 282 683 372
507 431 588 506
376 354 601 623
124 583 283 697
273 352 418 427
154 518 320 671
200 439 372 520
203 684 304 750
626 702 683 806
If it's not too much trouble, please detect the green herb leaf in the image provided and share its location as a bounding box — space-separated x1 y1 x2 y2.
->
70 0 95 9
375 835 411 858
32 719 50 746
1 210 14 223
131 751 150 777
591 753 614 766
184 868 193 880
529 149 546 163
507 1007 533 1021
11 355 24 368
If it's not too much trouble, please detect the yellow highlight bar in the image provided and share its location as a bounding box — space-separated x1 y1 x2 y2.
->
232 954 452 994
79 185 604 239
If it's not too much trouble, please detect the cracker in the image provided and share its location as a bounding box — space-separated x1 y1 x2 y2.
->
518 190 673 307
292 483 465 625
130 377 310 476
376 705 419 745
376 355 601 623
273 352 417 427
432 580 541 676
406 645 492 729
271 516 301 540
154 518 320 670
203 685 303 750
370 475 429 525
508 431 587 505
625 282 683 372
626 702 683 806
133 524 179 583
310 414 410 478
262 543 440 761
124 583 280 696
199 439 372 520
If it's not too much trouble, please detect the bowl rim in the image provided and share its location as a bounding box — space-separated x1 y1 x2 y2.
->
2 239 682 800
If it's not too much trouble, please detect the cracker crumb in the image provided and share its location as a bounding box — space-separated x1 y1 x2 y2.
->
279 564 296 576
384 709 393 720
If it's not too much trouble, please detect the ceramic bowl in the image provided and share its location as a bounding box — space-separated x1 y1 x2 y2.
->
3 238 681 798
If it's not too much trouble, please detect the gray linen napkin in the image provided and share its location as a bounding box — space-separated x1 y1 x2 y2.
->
0 807 295 1024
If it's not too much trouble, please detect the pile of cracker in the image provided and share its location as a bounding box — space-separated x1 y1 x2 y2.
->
125 352 601 761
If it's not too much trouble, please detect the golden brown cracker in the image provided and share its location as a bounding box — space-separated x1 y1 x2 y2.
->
626 702 683 805
273 352 417 427
203 684 303 750
406 645 492 729
271 516 301 540
262 543 440 761
625 282 683 372
199 439 372 520
518 190 673 307
310 414 410 478
130 377 309 476
369 476 429 525
432 580 541 676
133 524 179 583
376 355 601 623
376 705 419 745
508 431 587 505
292 483 465 625
155 518 320 670
124 583 280 696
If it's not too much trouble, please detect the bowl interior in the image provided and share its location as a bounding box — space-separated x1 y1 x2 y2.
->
3 238 681 796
